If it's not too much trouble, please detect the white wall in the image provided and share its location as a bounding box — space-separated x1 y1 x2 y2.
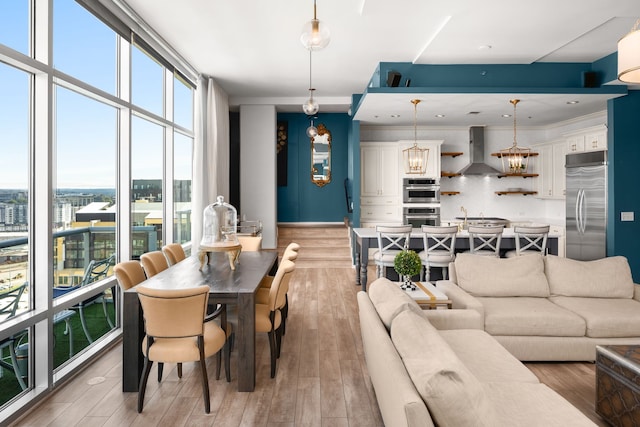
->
240 105 277 248
360 111 606 224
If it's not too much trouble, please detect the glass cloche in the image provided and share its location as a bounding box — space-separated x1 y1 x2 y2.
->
200 196 239 247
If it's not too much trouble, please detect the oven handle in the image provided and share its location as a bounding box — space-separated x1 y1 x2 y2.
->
404 185 440 190
404 214 440 219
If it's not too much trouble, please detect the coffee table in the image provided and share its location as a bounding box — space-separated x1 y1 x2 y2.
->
396 281 452 309
596 345 640 426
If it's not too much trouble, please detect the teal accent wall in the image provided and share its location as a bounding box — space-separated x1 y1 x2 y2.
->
277 113 351 222
607 92 640 281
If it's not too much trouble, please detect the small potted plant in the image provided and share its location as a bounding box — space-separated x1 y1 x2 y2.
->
394 250 422 290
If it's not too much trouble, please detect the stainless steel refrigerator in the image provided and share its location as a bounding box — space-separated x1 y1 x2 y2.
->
565 150 607 260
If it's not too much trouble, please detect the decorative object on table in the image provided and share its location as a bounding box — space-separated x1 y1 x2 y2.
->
402 99 429 175
394 250 422 291
499 99 531 174
199 196 241 270
311 123 331 187
618 19 640 83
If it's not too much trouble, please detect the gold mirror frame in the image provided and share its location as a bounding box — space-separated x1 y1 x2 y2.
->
311 124 331 187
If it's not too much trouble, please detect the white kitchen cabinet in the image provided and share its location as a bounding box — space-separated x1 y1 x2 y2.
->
565 125 607 153
360 142 402 225
398 140 443 179
533 139 566 200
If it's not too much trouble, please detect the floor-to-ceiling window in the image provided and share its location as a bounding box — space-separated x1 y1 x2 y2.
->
0 0 196 420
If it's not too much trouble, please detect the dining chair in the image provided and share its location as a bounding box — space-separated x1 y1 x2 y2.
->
467 225 504 257
161 243 186 266
256 259 295 378
136 285 227 413
140 251 169 278
237 235 263 251
113 261 146 291
505 225 550 257
373 225 412 279
0 282 28 390
419 225 458 282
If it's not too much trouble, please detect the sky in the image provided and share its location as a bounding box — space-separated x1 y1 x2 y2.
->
0 0 194 190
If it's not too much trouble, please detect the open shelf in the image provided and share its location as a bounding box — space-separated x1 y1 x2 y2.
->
441 151 464 158
491 152 538 158
441 171 461 178
495 191 537 196
441 191 460 196
496 173 539 178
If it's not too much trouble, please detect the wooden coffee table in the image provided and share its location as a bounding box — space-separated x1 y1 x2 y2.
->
596 345 640 426
396 281 452 309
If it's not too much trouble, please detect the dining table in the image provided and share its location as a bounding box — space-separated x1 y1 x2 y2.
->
122 250 278 393
351 227 560 291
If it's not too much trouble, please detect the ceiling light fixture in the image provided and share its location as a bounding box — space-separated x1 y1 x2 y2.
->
499 99 530 174
300 0 330 51
618 19 640 83
306 117 318 138
403 99 429 175
302 50 319 115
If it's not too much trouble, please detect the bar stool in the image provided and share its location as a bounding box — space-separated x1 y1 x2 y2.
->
419 225 458 282
467 225 504 257
505 225 550 257
373 225 412 279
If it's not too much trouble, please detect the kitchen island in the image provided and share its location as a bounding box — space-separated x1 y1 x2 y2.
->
352 227 561 291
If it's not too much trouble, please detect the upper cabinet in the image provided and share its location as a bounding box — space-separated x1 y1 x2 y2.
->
361 143 400 198
565 125 607 154
397 140 442 179
532 139 566 200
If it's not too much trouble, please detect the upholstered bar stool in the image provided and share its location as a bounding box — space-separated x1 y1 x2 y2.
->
467 225 504 257
505 225 550 257
419 225 458 282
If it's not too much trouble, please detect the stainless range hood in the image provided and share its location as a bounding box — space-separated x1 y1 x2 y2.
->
458 126 501 176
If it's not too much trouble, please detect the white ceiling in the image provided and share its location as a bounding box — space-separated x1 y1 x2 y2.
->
122 0 640 126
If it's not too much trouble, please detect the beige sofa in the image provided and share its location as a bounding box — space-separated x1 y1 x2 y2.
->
436 253 640 361
358 277 596 427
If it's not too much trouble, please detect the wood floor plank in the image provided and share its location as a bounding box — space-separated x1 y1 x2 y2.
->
9 225 610 426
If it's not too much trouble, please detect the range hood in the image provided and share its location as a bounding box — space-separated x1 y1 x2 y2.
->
458 126 502 176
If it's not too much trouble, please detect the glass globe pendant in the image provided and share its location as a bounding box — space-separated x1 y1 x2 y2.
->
300 0 330 51
302 88 319 115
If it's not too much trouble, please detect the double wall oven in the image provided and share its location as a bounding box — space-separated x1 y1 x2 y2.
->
402 178 441 227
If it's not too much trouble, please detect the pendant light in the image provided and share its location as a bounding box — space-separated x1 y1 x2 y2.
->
499 99 531 174
618 19 640 83
402 99 429 175
302 50 320 115
306 117 318 138
300 0 330 51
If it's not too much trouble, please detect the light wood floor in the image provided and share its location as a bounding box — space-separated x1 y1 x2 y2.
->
11 225 607 426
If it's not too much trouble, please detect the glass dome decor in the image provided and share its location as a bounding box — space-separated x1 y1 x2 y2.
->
200 196 239 247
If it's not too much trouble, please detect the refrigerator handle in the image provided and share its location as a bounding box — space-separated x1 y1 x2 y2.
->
581 189 587 234
575 189 582 235
578 189 586 235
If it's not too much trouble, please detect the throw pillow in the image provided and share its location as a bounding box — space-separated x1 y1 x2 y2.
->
368 277 422 330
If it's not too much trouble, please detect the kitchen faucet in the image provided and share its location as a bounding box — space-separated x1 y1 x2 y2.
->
460 206 468 229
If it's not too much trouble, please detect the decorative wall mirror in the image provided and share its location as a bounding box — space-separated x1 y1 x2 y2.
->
311 124 331 187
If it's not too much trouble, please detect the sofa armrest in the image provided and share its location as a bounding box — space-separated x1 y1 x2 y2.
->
633 284 640 302
435 280 484 315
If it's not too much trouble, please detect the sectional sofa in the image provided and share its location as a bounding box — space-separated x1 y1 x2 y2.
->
429 253 640 361
358 277 596 426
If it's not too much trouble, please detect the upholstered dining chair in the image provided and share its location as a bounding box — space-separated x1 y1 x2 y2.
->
419 225 458 282
373 225 412 279
135 285 227 413
237 235 263 251
113 261 146 291
161 243 186 266
505 225 550 257
467 225 504 257
256 259 295 378
140 251 169 278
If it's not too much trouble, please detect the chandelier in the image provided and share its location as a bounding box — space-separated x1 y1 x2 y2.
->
300 0 331 51
402 99 429 175
302 50 319 116
618 19 640 83
499 99 530 174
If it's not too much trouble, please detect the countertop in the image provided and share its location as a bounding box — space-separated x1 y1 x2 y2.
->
353 227 564 238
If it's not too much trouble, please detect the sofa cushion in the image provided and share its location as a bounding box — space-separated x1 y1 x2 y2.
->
368 277 422 330
549 296 640 338
439 329 540 384
477 297 586 337
482 382 597 426
391 309 497 426
545 255 634 299
454 253 550 297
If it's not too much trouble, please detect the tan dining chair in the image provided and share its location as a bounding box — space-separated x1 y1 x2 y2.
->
374 225 412 279
113 261 146 291
419 225 458 282
140 251 169 278
162 243 186 266
256 259 295 378
237 235 263 251
136 285 227 413
467 225 504 257
505 225 550 257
